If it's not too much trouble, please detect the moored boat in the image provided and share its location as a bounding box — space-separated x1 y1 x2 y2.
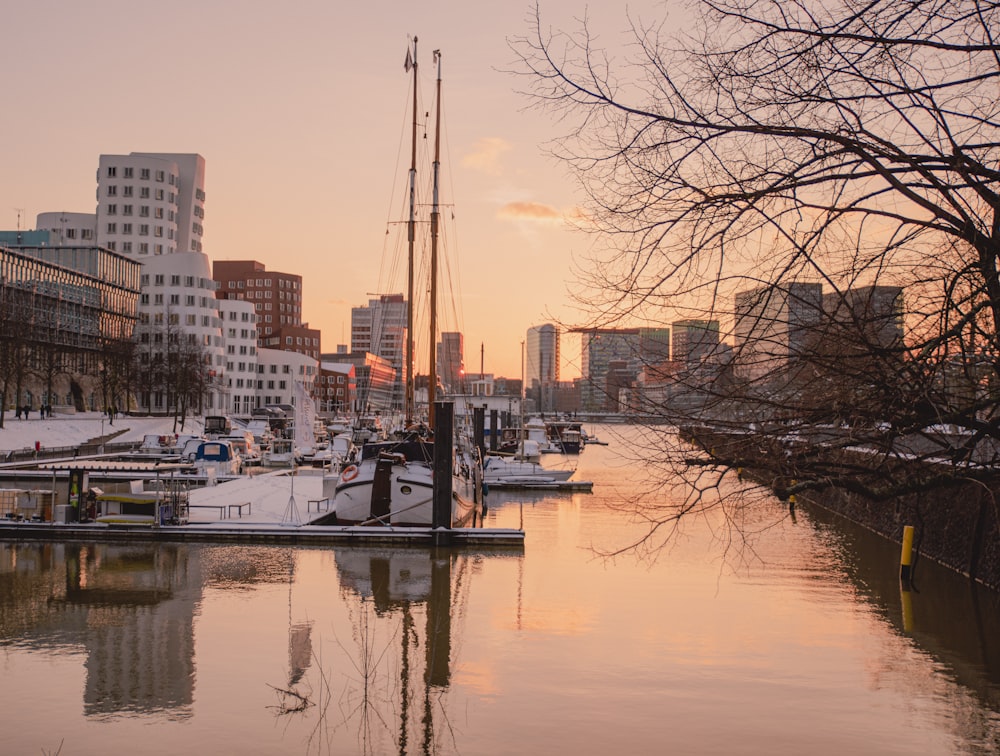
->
332 438 481 527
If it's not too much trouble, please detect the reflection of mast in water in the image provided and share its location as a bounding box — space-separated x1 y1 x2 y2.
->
335 546 458 754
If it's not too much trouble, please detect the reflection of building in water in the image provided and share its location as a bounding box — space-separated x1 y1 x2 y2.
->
0 543 203 717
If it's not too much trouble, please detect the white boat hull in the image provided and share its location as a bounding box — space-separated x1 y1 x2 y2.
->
332 442 481 527
483 455 574 484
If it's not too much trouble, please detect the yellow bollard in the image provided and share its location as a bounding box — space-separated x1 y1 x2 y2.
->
899 525 915 585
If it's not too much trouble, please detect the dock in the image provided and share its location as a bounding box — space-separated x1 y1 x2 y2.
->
0 520 525 547
485 479 593 492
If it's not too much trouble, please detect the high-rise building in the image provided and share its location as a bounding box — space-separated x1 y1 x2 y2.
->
526 324 560 412
438 331 464 393
821 286 904 350
577 327 670 411
351 294 408 409
733 282 824 381
672 320 721 364
578 328 640 412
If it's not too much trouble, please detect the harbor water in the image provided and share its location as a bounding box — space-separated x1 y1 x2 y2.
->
1 425 999 755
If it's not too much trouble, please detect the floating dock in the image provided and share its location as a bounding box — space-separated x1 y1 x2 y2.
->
0 520 525 547
485 479 593 492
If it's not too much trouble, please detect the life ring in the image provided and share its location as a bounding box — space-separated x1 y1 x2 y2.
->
341 464 359 482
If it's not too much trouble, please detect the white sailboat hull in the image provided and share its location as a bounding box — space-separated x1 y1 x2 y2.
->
332 443 481 527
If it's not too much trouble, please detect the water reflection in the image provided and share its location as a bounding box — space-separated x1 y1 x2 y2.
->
331 546 468 755
806 505 1000 712
0 542 199 719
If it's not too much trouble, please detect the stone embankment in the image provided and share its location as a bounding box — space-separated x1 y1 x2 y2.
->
682 425 1000 592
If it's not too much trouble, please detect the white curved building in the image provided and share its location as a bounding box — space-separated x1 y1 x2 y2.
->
134 252 227 413
35 212 98 246
96 153 205 257
219 298 259 417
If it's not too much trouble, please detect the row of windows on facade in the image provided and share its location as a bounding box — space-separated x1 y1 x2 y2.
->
222 363 310 376
252 302 302 315
227 279 300 290
235 289 301 302
105 166 175 183
61 228 93 240
141 274 216 289
106 205 174 220
104 238 203 254
104 184 176 204
140 293 216 308
138 312 222 329
108 224 172 239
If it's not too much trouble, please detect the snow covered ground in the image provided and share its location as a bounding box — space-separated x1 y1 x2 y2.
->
0 411 204 452
0 411 325 525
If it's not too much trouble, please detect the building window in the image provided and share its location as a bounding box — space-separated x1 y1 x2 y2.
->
107 223 117 234
107 204 117 216
141 168 150 180
139 224 149 236
141 187 150 199
107 166 117 178
122 223 132 234
123 204 133 215
107 185 117 197
124 167 133 178
123 185 133 197
155 170 165 182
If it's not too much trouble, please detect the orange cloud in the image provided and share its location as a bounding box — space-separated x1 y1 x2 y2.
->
463 137 511 175
498 201 563 221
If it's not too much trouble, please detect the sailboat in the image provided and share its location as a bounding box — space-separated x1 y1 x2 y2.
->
332 39 483 527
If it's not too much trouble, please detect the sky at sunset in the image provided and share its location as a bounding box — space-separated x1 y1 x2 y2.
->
1 0 674 380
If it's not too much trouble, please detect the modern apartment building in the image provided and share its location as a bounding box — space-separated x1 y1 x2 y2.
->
578 327 670 411
733 282 825 382
672 320 721 364
437 331 464 394
351 294 408 409
526 324 560 412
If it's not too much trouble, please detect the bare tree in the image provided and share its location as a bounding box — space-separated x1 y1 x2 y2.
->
512 0 1000 547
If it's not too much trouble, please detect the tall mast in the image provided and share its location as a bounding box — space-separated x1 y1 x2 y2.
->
428 49 442 430
405 37 418 425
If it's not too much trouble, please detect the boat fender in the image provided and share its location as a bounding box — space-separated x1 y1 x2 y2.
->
341 464 359 482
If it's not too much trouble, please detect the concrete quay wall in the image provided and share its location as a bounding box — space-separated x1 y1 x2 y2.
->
683 426 1000 592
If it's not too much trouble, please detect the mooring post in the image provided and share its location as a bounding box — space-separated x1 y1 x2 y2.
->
432 401 454 531
473 405 486 460
899 524 915 587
